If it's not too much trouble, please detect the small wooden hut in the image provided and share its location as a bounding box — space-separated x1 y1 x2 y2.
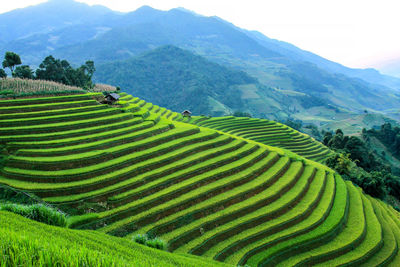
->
105 93 120 104
181 110 192 117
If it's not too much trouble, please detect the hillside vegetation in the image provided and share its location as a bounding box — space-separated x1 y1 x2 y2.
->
95 45 257 116
0 211 226 266
1 92 400 266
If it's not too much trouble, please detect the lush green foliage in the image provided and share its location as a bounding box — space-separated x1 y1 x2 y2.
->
36 55 95 89
364 123 400 158
133 234 167 250
95 45 256 116
324 129 400 205
0 203 67 227
2 51 21 72
0 68 6 79
13 65 34 79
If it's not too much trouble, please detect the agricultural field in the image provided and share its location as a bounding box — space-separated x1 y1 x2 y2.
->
182 116 333 163
1 92 400 266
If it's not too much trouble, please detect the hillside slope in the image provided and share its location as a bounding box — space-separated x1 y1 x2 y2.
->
183 116 333 163
1 92 400 266
95 45 257 116
0 211 228 266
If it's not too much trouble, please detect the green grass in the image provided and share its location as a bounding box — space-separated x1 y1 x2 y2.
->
0 203 67 227
275 183 367 266
0 93 100 107
42 136 239 203
74 144 261 231
244 174 348 266
211 168 329 261
0 104 108 120
0 117 144 144
359 197 397 266
0 99 99 114
313 192 382 266
15 120 160 156
135 152 284 241
0 112 134 135
0 211 229 267
171 161 308 255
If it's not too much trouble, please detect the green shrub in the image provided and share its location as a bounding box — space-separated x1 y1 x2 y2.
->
145 237 167 251
134 234 149 245
0 203 67 227
133 234 167 250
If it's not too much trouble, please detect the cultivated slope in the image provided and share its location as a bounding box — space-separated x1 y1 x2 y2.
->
180 116 333 163
1 93 400 267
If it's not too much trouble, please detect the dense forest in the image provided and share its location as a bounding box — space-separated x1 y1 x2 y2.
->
323 127 400 209
95 45 257 115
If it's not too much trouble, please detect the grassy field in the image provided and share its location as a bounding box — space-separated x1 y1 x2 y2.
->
1 92 400 266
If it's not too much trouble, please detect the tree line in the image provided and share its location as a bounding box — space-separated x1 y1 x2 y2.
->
0 52 95 90
323 128 400 209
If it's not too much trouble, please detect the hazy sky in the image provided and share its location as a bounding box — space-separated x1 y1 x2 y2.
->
1 0 400 70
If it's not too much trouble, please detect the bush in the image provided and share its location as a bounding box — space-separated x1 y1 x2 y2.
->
145 237 167 250
133 234 167 250
133 234 148 245
0 203 67 227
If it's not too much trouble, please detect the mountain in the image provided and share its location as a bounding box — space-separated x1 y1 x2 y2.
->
95 45 257 116
0 0 116 43
1 1 400 125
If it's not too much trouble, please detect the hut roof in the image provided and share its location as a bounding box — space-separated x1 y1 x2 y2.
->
106 93 121 101
182 110 192 114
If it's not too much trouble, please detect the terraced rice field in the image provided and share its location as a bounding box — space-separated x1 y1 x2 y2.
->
183 116 333 163
1 92 400 266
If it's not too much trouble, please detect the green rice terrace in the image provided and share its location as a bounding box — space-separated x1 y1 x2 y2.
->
179 116 333 163
1 92 400 266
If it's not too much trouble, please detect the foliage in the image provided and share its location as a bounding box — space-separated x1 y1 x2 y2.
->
95 45 256 116
12 65 34 79
283 119 303 131
133 234 167 250
36 55 95 89
323 129 386 172
2 51 21 72
0 186 36 205
365 122 400 158
304 123 322 140
233 111 252 117
0 68 6 79
0 203 67 227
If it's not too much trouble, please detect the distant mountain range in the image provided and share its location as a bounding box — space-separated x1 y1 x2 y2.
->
1 0 399 128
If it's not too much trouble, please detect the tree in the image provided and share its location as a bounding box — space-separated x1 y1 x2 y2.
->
13 65 34 79
36 55 95 89
36 55 69 84
83 60 95 79
2 52 21 73
0 69 6 79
